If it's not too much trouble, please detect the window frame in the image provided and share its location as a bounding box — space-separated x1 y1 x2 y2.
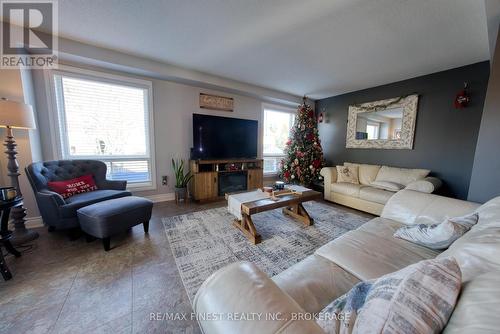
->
45 65 157 191
366 121 380 140
262 103 296 176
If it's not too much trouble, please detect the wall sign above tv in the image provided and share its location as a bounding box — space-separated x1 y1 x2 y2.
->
199 93 234 112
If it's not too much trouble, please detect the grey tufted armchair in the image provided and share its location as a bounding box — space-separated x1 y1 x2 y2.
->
25 160 132 230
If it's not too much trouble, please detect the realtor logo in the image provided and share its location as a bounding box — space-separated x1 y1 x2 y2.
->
1 0 58 68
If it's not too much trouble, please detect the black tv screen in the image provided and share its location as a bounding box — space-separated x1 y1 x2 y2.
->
192 114 258 159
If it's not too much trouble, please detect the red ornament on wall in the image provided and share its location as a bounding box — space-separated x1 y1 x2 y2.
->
317 112 324 123
454 82 470 109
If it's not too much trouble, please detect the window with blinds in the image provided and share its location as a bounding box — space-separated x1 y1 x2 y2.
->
51 69 155 189
263 105 295 175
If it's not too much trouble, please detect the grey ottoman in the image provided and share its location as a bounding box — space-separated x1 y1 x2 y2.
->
77 196 154 251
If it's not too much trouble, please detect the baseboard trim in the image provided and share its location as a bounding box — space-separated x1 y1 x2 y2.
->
13 194 175 230
144 193 176 203
24 216 44 229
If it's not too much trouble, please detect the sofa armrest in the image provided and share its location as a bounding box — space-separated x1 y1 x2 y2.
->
98 179 127 191
193 261 324 334
320 167 337 201
405 177 442 193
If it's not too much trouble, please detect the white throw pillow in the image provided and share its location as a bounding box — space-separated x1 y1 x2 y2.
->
394 213 479 250
336 165 359 184
370 180 404 192
317 258 462 334
375 166 430 186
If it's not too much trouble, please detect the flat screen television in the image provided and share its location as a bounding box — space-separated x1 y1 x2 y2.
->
192 114 258 159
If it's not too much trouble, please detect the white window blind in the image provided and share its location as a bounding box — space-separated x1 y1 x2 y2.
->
263 106 295 175
51 69 154 188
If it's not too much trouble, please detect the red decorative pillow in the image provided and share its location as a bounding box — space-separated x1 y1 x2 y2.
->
48 174 98 199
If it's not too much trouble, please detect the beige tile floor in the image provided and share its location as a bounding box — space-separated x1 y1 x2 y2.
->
1 199 371 333
0 200 224 334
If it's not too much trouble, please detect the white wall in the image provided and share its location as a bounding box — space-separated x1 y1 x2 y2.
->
33 62 292 199
140 78 267 197
485 0 500 62
18 33 303 216
468 25 500 202
0 69 41 218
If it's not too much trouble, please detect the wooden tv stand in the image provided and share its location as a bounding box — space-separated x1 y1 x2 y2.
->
189 159 264 201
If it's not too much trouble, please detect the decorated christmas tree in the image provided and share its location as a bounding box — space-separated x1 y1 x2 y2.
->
279 97 325 185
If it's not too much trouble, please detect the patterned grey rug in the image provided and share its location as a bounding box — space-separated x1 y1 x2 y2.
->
162 201 369 302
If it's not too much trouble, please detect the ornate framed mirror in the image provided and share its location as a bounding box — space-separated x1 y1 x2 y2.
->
346 94 419 149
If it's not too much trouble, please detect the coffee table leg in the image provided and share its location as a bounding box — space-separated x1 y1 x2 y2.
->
233 213 261 244
283 203 314 226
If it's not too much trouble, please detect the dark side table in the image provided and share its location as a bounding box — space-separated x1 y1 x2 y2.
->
0 197 23 280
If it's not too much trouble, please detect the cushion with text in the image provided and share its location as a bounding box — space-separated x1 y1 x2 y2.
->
48 174 98 199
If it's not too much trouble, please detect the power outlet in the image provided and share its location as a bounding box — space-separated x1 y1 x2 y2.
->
162 175 168 186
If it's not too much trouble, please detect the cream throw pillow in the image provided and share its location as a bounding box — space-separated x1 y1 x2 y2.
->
336 165 359 184
375 166 430 186
344 162 381 185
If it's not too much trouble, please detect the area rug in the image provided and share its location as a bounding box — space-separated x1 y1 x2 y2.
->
163 201 370 302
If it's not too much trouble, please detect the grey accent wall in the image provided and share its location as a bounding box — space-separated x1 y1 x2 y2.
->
468 29 500 203
316 62 490 200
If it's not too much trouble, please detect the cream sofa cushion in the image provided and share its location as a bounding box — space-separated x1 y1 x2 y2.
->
375 165 430 186
359 187 393 205
315 218 440 281
382 190 480 226
444 271 500 333
331 183 363 197
370 180 404 192
437 196 500 282
272 254 360 314
193 261 325 334
344 162 381 185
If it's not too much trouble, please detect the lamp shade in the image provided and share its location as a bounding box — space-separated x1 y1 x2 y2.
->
0 99 36 129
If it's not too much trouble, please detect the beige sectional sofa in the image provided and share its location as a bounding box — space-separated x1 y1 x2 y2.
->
321 163 442 215
193 190 500 333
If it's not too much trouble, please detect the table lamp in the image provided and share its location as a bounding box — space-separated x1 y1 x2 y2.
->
0 98 39 244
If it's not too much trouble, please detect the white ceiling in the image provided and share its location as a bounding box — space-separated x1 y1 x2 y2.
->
53 0 490 99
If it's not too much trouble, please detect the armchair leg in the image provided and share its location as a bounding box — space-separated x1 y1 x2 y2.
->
143 221 149 234
103 237 111 251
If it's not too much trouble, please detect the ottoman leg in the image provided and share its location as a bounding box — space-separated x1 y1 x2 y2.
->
143 221 149 234
103 237 111 251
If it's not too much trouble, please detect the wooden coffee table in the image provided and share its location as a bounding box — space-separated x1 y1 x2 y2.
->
227 189 322 244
